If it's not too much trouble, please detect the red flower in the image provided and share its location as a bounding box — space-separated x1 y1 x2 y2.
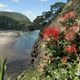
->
64 23 79 41
70 23 80 33
65 11 76 18
43 27 60 41
65 31 76 41
59 11 76 22
64 44 77 53
67 11 76 18
61 56 67 64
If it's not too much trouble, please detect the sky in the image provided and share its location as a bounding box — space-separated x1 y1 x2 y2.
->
0 0 67 21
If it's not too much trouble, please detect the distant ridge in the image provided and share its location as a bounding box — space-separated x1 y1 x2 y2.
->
0 11 31 23
0 11 34 31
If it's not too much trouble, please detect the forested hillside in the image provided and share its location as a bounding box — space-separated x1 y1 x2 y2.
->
0 11 34 31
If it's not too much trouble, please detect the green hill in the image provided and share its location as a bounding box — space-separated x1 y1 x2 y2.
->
0 11 34 31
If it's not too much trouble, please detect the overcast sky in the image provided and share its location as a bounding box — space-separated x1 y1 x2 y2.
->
0 0 67 21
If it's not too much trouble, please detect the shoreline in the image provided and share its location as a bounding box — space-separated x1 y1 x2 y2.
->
0 30 40 80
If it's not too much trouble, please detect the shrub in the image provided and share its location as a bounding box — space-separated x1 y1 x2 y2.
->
39 11 80 80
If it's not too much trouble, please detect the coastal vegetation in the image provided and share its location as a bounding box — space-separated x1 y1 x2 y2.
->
0 11 35 31
0 58 7 80
33 2 65 30
1 0 80 80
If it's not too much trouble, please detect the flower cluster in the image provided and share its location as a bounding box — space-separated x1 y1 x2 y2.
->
42 11 80 64
59 11 76 21
64 44 77 53
42 27 79 64
40 11 80 80
59 11 77 27
43 27 60 41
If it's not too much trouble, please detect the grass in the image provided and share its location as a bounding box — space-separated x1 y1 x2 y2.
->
17 66 37 80
0 57 7 80
0 57 38 80
0 58 42 80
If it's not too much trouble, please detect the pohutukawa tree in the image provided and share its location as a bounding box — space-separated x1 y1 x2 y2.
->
31 0 80 80
38 11 80 80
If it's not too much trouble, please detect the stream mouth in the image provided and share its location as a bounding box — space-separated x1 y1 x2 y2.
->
0 30 40 79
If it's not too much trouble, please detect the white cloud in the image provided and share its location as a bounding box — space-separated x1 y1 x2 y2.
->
0 3 14 12
12 0 20 2
0 3 8 10
38 0 48 2
3 9 14 12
